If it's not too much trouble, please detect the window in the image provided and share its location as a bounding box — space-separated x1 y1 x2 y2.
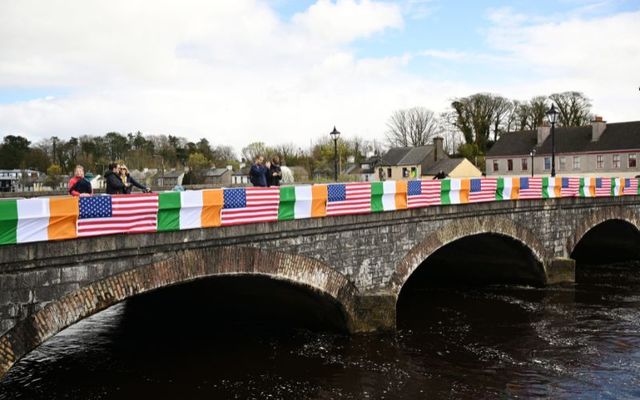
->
521 158 528 171
596 155 604 169
387 168 392 178
613 154 621 168
573 156 581 170
544 157 551 170
402 167 408 177
507 159 513 171
559 157 566 171
492 160 499 172
410 167 417 178
629 154 637 168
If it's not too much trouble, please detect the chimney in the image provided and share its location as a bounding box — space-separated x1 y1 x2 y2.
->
537 123 550 145
433 137 444 161
592 115 606 142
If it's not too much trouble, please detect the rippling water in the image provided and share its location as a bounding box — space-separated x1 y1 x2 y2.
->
2 263 640 399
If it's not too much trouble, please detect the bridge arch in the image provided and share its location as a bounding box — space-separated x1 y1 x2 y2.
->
390 217 548 296
567 207 640 258
0 247 357 378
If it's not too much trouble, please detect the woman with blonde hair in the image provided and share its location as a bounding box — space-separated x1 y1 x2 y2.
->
68 165 93 196
119 164 150 194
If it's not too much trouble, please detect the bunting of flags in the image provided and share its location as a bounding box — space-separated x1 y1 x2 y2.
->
1 176 639 246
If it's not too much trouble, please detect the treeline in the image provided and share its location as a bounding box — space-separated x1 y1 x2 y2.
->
0 132 237 175
0 130 384 181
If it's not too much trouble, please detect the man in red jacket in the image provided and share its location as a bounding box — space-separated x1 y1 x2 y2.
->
68 165 93 196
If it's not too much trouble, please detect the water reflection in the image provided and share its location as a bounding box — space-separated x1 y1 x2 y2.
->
2 263 640 399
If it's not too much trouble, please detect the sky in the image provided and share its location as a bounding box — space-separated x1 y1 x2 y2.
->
0 0 639 152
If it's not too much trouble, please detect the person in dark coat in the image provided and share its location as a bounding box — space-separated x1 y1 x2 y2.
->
119 165 150 194
68 165 93 196
268 156 282 187
432 170 448 180
105 163 126 194
249 156 269 187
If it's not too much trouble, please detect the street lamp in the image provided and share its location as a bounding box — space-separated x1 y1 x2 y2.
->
546 104 559 177
330 126 341 181
529 148 536 178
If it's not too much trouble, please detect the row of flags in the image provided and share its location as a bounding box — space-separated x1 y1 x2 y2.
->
1 176 638 246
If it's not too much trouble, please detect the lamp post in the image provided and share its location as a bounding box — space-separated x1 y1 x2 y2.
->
330 126 341 181
529 148 536 178
546 104 559 177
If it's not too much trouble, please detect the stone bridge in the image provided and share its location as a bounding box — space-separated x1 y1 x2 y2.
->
1 195 640 378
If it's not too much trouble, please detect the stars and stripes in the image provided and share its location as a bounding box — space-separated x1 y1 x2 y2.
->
595 177 612 197
326 183 371 216
407 180 441 208
77 194 159 237
519 177 543 199
221 187 280 226
468 178 497 203
561 177 580 197
624 178 639 195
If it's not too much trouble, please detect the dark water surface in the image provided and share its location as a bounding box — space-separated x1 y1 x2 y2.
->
2 263 640 399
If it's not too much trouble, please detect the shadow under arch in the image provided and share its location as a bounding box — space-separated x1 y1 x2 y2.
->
0 247 357 379
571 218 640 265
390 217 548 298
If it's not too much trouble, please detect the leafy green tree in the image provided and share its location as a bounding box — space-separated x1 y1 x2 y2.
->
45 164 63 188
185 152 210 184
22 148 51 172
0 135 31 169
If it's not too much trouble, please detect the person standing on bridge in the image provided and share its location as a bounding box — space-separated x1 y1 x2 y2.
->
249 156 269 187
68 165 93 196
119 164 151 194
105 163 127 194
268 156 282 187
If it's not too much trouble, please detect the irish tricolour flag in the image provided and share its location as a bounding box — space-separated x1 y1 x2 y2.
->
157 190 224 231
371 181 407 212
0 196 78 245
441 179 469 205
278 185 327 220
496 177 519 201
542 177 562 198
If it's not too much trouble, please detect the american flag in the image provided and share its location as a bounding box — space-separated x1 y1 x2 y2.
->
407 180 441 208
468 178 497 203
624 178 639 196
595 177 612 197
519 177 543 199
221 187 280 226
77 194 159 237
561 177 580 197
326 183 371 216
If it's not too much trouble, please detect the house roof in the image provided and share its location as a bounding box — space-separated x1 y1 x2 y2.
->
204 168 229 177
381 146 434 166
487 121 640 157
424 158 469 175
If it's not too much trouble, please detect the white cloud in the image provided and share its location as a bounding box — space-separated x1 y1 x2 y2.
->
484 8 640 121
0 0 413 151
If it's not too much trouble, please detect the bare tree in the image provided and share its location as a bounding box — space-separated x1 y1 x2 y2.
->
528 96 549 129
549 91 592 127
385 107 440 147
491 96 513 141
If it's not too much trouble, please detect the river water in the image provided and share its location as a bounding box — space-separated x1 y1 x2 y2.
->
2 262 640 399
